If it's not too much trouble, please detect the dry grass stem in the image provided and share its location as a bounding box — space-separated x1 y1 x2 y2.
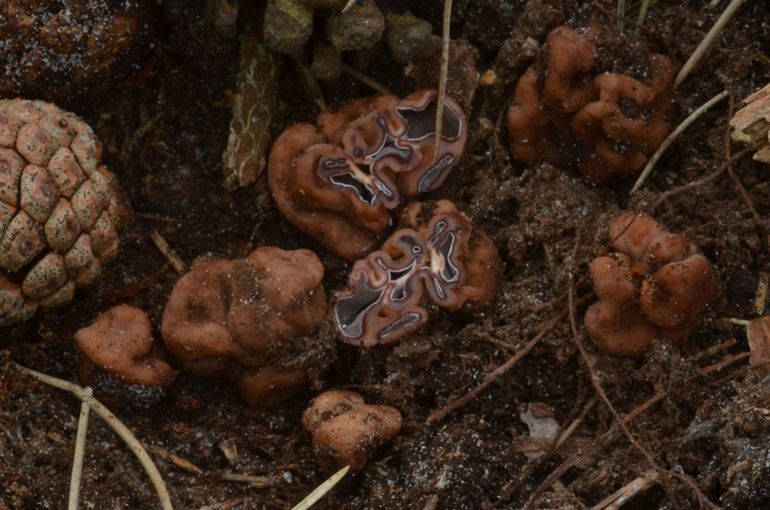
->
631 90 729 193
553 396 598 453
616 0 626 31
291 465 350 510
150 230 187 274
591 471 658 510
433 0 452 163
67 386 93 510
340 63 393 95
633 0 652 35
673 0 747 89
221 472 275 488
648 140 760 213
13 364 173 510
148 444 204 475
342 0 357 13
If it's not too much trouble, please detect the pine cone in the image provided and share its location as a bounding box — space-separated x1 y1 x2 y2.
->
0 99 130 325
0 0 153 101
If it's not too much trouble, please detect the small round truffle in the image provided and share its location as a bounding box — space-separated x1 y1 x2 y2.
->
302 390 402 473
75 305 177 404
161 246 328 406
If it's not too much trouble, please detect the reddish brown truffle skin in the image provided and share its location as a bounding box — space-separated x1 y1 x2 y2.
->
161 246 327 406
333 199 501 347
268 89 468 261
0 99 130 325
1 0 153 101
585 212 718 358
507 26 675 179
75 305 177 388
302 390 402 473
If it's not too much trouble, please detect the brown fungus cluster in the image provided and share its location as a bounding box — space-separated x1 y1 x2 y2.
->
585 212 718 358
507 26 675 179
268 90 467 261
161 246 327 406
302 390 402 473
333 200 501 347
0 99 130 325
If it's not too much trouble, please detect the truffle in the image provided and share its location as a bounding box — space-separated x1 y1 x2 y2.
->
0 99 130 325
507 26 675 179
75 305 177 405
302 390 402 473
268 90 467 261
0 0 153 101
585 212 718 358
334 200 501 346
161 246 327 406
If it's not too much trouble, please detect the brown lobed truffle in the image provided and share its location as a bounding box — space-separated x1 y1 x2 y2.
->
268 90 467 261
585 212 718 358
507 26 675 179
333 200 501 347
0 99 130 326
161 246 327 406
302 390 402 473
75 305 177 405
0 0 153 101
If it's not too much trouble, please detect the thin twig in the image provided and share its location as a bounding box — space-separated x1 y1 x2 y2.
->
148 444 204 475
697 351 750 375
723 94 763 228
426 294 594 425
433 0 452 163
68 387 93 510
294 59 327 111
648 141 760 212
616 0 626 31
14 364 173 510
687 337 737 363
340 63 393 95
518 347 753 509
673 0 747 89
221 472 275 488
631 90 729 194
150 230 187 275
291 465 350 510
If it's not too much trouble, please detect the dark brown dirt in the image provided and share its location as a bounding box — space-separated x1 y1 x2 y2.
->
2 0 770 509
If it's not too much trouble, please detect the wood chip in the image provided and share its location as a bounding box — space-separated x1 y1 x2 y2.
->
747 316 770 374
730 82 770 163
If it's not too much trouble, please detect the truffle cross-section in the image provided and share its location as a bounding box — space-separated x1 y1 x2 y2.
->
334 200 501 347
268 89 467 261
